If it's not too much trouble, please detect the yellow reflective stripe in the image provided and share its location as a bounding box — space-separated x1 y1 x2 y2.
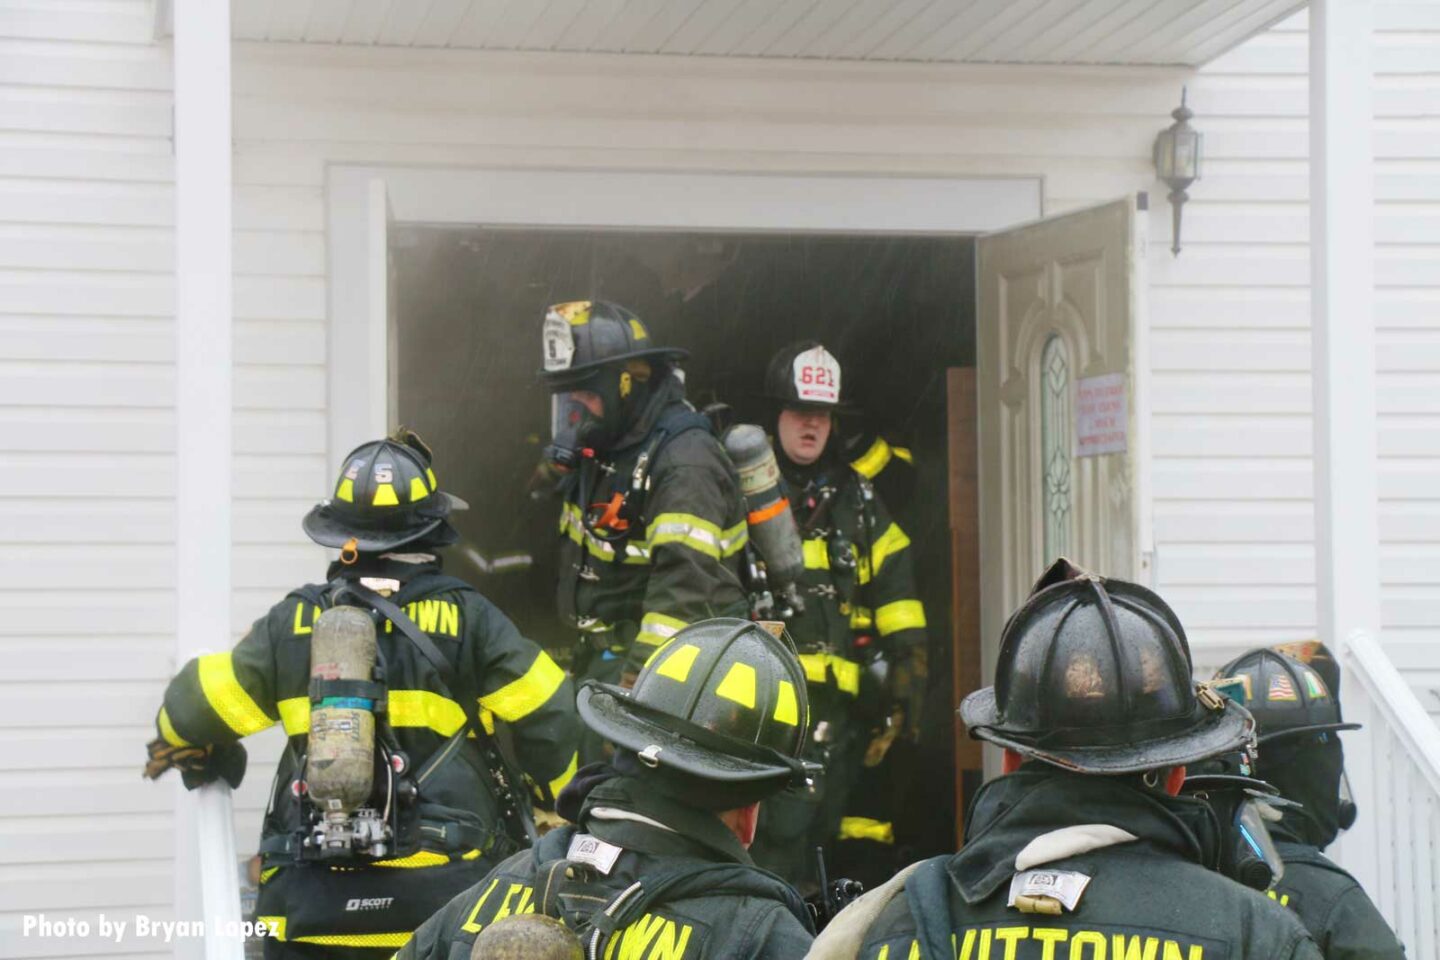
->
867 523 912 583
157 707 189 747
197 652 273 736
295 933 413 948
374 850 451 868
259 866 279 884
839 816 895 844
715 662 757 708
802 538 830 570
893 446 913 464
258 917 285 940
797 653 861 696
335 478 355 502
647 512 724 560
561 502 647 564
721 520 748 557
549 751 579 797
637 611 688 648
409 476 429 501
656 642 702 682
849 437 892 479
277 697 309 736
389 690 467 736
849 605 874 630
774 680 799 726
876 599 927 636
479 651 565 722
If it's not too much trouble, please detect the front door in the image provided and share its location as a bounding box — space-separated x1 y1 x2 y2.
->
976 196 1143 694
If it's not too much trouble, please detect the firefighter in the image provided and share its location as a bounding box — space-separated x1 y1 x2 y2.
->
806 558 1323 960
143 431 581 959
540 300 749 763
1214 644 1406 959
397 618 818 959
746 341 928 889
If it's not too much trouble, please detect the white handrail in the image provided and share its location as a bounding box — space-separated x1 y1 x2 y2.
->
196 785 245 960
1332 628 1440 960
1340 629 1440 797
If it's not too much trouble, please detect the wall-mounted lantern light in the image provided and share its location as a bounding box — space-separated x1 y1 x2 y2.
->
1153 88 1202 256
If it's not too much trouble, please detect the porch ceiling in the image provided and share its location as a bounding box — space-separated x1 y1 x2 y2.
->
189 0 1308 68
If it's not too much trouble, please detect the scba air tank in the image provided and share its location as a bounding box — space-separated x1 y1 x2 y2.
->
723 424 805 588
307 605 377 815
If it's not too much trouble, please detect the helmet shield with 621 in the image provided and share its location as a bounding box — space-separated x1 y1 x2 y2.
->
961 559 1254 774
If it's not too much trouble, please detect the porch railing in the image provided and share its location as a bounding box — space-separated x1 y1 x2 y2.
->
1329 629 1440 960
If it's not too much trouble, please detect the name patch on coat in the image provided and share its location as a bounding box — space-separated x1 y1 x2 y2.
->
1008 869 1092 912
567 833 624 875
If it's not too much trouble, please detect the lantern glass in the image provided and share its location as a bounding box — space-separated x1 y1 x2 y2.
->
1154 130 1177 180
1172 129 1201 180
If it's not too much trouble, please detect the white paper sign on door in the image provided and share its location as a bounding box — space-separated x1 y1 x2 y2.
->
1075 373 1127 457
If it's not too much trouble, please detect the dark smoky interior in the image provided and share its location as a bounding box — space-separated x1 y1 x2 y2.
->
393 225 978 858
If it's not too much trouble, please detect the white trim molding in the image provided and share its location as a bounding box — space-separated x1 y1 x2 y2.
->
325 165 1042 460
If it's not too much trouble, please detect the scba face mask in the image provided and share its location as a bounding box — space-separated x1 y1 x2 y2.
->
546 390 604 472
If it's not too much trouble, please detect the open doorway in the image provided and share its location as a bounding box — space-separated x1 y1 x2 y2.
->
392 225 979 862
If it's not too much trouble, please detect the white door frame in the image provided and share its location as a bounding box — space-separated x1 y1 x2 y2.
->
325 164 1043 459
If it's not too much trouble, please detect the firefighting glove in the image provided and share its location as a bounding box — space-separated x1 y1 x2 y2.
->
888 645 929 742
144 739 247 790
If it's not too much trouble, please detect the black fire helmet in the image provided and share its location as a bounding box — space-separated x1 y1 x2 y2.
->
539 300 687 388
762 340 853 412
961 558 1254 775
302 429 467 553
577 618 817 810
1214 646 1360 743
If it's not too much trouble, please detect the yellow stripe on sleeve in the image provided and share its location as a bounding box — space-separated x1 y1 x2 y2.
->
277 697 309 736
479 651 566 722
157 707 190 747
876 599 927 636
849 437 892 479
869 523 912 577
548 751 579 797
197 652 274 736
637 611 689 647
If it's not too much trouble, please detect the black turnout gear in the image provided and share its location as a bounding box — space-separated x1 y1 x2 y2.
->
149 554 581 957
961 558 1253 773
1214 645 1404 959
401 619 819 960
808 768 1322 960
552 365 750 762
398 775 815 960
750 340 928 890
1268 837 1407 960
806 561 1320 960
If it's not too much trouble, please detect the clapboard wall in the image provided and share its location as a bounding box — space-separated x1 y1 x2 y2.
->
1 1 1437 957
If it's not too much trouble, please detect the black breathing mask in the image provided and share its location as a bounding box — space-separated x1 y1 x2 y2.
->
1182 746 1295 891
